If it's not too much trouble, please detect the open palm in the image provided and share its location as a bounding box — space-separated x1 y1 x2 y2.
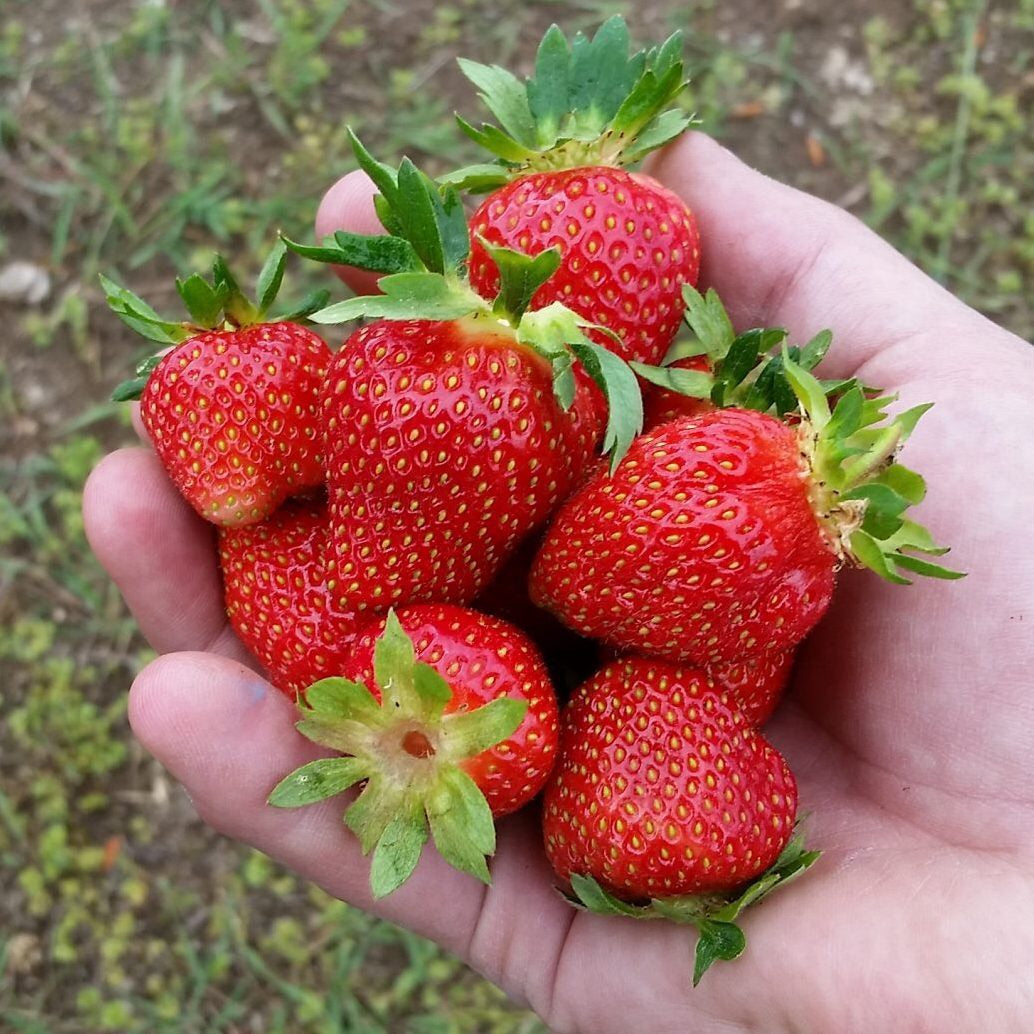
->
84 133 1034 1032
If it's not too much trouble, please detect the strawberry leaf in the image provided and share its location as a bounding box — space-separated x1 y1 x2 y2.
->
427 768 496 884
690 921 746 986
309 273 485 324
478 239 562 324
176 272 226 327
255 238 289 316
283 231 422 274
369 804 429 899
630 361 713 398
440 697 527 761
267 756 369 808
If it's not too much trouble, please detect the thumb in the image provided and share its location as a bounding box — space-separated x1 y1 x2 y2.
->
313 170 385 297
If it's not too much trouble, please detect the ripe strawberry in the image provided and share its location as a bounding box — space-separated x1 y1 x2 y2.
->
711 649 795 727
286 140 643 611
104 243 331 527
453 17 700 365
218 495 360 699
543 656 819 984
340 604 559 817
269 610 557 896
543 657 797 899
531 358 962 666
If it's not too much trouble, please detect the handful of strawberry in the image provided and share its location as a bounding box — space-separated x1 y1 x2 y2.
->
106 16 962 985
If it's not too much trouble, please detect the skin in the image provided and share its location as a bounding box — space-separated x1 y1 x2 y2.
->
83 133 1034 1032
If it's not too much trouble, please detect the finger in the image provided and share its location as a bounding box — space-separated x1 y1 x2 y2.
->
645 133 1020 377
314 170 384 297
129 650 578 1006
83 447 252 664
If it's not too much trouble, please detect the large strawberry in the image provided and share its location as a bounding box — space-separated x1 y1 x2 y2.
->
286 139 643 611
450 17 700 366
543 656 818 983
269 609 557 896
531 358 963 666
218 495 360 699
104 243 330 527
711 649 795 727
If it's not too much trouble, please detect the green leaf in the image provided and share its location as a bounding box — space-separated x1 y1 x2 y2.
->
798 329 833 369
273 288 332 322
347 130 401 215
175 272 225 327
294 714 379 757
848 529 912 584
894 402 934 442
255 238 288 316
211 255 256 325
630 361 713 398
568 874 645 918
569 16 632 126
568 338 643 470
527 24 572 143
396 159 451 275
479 240 561 323
369 805 429 898
622 108 696 164
457 58 538 148
440 696 527 762
304 677 383 724
692 920 746 986
110 375 150 402
344 775 404 854
551 353 577 410
283 232 422 276
438 162 514 194
455 116 539 164
681 285 734 359
267 756 369 808
374 610 418 712
826 386 867 441
892 554 966 580
309 273 483 324
782 352 832 427
880 463 927 506
426 768 496 883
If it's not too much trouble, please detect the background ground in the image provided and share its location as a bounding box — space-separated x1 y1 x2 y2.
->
1 1 1031 1031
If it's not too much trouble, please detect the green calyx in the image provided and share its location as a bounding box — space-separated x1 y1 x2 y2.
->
445 16 694 190
782 356 965 583
565 826 820 986
104 240 330 401
631 285 851 415
268 611 527 898
284 134 644 466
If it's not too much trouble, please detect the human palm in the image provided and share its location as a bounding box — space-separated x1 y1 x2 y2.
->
84 134 1034 1032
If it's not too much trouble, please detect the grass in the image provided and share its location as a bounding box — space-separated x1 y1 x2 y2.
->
0 0 1030 1030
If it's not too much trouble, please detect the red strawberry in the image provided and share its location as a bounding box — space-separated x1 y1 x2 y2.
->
287 140 644 612
711 649 795 726
341 604 559 817
269 609 557 897
643 353 713 430
531 359 961 666
218 495 360 699
105 244 331 527
468 169 698 366
455 19 700 366
543 656 797 899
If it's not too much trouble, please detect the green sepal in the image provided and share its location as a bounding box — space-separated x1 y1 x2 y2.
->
564 825 821 986
630 361 713 399
255 237 289 317
782 355 964 583
268 611 530 897
477 239 562 324
176 272 228 327
100 273 191 347
282 230 423 276
451 15 692 180
267 756 369 808
272 288 332 323
110 376 149 403
308 273 486 325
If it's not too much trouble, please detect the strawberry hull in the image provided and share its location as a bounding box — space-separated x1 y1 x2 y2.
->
530 410 837 666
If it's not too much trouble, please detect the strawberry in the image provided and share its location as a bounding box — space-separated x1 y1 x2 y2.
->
269 609 557 896
711 649 795 727
451 17 700 366
286 139 643 611
104 243 331 527
340 604 559 817
530 357 962 666
217 495 360 699
543 656 818 983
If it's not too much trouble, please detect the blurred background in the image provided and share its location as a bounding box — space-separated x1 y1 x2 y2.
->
1 0 1031 1030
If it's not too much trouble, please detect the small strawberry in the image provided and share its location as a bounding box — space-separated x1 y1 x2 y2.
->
340 604 559 817
451 17 700 365
104 243 331 527
531 357 963 666
269 609 557 896
711 649 795 727
218 495 360 699
543 656 818 983
286 139 643 611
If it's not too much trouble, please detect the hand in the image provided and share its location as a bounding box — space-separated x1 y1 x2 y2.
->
83 133 1034 1033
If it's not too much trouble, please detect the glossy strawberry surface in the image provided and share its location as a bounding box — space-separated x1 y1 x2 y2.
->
142 322 330 527
342 604 559 817
219 496 361 698
530 410 836 666
711 648 795 726
543 657 797 898
321 316 603 612
469 168 700 366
